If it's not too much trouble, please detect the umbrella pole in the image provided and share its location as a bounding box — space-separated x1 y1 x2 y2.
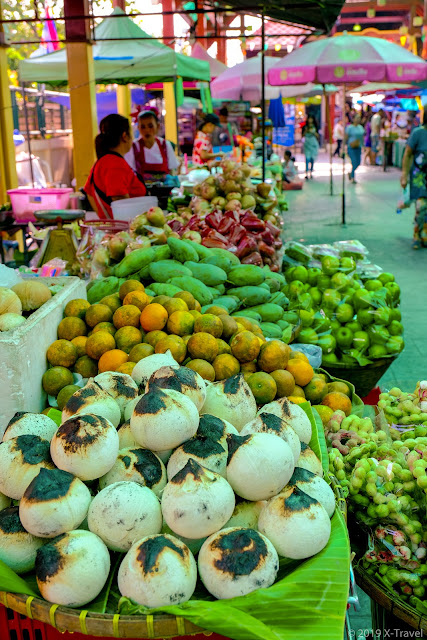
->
323 85 333 196
341 84 346 225
261 12 265 182
22 83 35 188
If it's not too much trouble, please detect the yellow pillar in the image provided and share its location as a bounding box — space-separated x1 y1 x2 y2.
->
116 85 132 121
0 13 18 202
66 42 98 189
163 82 178 146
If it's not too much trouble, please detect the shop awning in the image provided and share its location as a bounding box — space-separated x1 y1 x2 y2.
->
19 8 210 86
208 0 345 33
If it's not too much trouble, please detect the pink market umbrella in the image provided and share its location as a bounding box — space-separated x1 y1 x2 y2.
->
211 55 282 102
192 43 227 80
268 33 427 87
268 33 427 224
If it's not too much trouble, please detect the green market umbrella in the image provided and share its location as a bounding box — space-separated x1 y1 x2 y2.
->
19 8 210 86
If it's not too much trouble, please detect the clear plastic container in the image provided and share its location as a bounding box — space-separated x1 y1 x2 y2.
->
111 196 158 221
7 188 73 223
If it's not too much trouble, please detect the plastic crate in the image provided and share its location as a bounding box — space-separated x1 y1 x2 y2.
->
0 604 230 640
7 188 73 223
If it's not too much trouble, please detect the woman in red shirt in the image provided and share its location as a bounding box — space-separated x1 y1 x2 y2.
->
85 114 147 219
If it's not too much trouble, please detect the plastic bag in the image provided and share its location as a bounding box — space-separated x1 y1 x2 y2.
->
291 344 323 369
397 185 411 214
0 265 22 288
333 239 369 261
308 244 339 259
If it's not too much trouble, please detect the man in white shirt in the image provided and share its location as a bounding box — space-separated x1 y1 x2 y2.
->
125 110 179 181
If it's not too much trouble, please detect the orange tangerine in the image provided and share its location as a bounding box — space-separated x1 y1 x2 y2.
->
304 376 328 404
287 396 307 405
219 315 238 341
327 381 352 398
288 351 310 364
205 306 229 316
194 314 223 338
47 339 78 368
315 404 334 426
116 362 137 375
189 310 202 320
92 322 116 337
155 335 187 363
151 295 171 306
270 369 295 398
119 280 144 300
140 303 168 332
167 311 195 336
42 366 74 397
247 372 277 405
230 331 261 363
128 343 154 362
57 316 87 341
163 298 188 316
194 300 202 312
100 294 122 314
216 339 231 355
64 299 90 320
232 317 258 332
173 291 196 310
212 354 240 380
144 330 168 348
292 385 306 398
187 332 219 363
240 361 257 374
73 355 98 378
85 304 113 328
71 336 88 358
85 331 116 360
257 340 290 373
123 290 150 311
113 305 142 329
186 359 215 382
115 326 143 354
321 392 352 416
286 359 314 387
98 349 128 373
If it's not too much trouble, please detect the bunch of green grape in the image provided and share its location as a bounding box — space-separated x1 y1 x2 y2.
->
378 387 427 427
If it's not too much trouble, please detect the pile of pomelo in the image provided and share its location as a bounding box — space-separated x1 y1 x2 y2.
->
42 280 353 413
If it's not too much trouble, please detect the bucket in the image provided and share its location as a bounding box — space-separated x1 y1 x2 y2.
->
111 196 158 221
7 188 73 223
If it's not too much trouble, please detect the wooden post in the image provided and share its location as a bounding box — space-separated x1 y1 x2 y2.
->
64 0 97 189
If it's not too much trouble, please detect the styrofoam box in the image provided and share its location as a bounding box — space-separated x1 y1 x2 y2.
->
0 276 87 438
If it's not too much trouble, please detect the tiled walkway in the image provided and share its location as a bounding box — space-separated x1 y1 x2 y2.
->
284 153 427 637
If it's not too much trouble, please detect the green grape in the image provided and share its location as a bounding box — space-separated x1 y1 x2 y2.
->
412 467 426 479
375 504 390 519
383 481 394 492
373 493 387 505
379 565 389 575
366 471 377 483
403 480 416 493
352 494 370 507
390 387 403 397
336 469 346 481
365 483 378 497
367 504 378 518
413 586 425 598
416 475 427 490
354 467 366 480
351 477 363 490
397 495 411 510
399 469 414 482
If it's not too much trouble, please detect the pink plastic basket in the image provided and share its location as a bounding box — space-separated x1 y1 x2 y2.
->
7 188 73 222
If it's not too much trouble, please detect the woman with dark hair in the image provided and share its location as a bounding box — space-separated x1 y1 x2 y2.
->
192 113 222 166
125 109 179 182
302 115 320 179
84 114 146 219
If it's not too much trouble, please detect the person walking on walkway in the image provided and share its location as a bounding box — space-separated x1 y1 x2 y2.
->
370 108 384 165
333 120 344 157
302 115 320 179
345 114 365 184
400 111 427 249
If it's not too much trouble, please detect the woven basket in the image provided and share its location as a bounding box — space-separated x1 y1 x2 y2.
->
321 355 398 397
354 565 427 633
0 489 345 639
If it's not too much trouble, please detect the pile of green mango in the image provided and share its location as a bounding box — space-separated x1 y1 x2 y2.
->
87 237 294 342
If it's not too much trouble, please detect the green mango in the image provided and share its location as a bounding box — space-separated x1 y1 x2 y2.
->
201 254 234 273
227 286 271 307
231 309 262 323
228 265 266 287
149 283 183 297
260 322 283 339
184 261 227 287
209 296 240 313
149 261 192 283
114 247 156 278
169 276 213 306
167 237 199 263
152 245 171 261
247 303 284 323
210 247 240 266
182 239 212 260
87 276 122 304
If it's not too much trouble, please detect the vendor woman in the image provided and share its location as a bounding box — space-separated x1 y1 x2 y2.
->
85 113 146 219
192 113 222 166
125 109 179 181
